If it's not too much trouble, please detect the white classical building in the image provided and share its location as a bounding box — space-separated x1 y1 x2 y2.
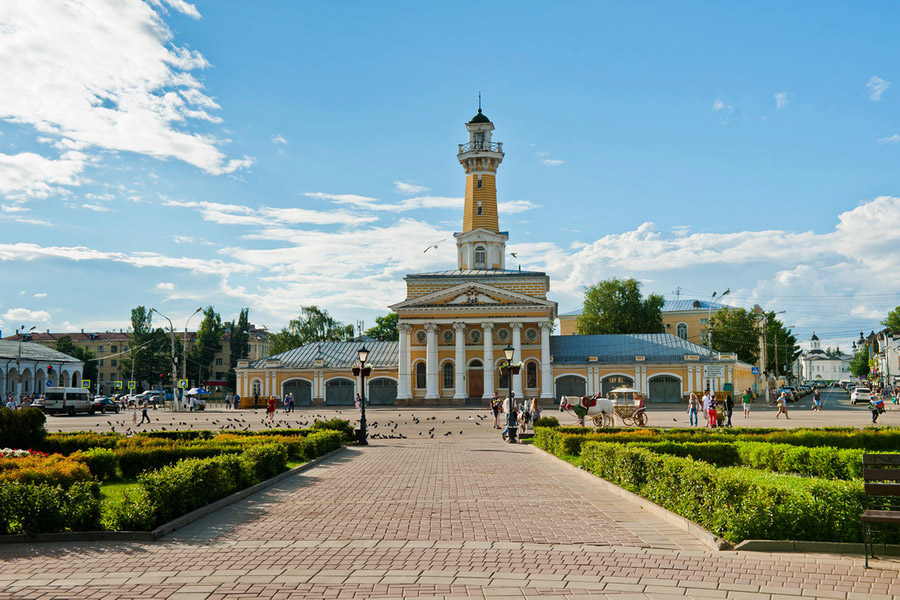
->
0 340 84 399
799 333 852 382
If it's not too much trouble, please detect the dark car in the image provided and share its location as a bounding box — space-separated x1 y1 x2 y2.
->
92 397 120 414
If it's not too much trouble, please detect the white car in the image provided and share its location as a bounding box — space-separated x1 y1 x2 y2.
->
43 387 95 416
850 388 872 405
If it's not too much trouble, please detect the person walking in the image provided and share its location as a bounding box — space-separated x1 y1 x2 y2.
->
354 393 361 410
688 392 699 426
225 392 233 409
233 393 241 410
812 388 821 412
530 397 541 424
707 393 718 428
775 392 790 419
288 392 294 413
266 396 276 423
139 399 151 425
742 388 752 418
491 393 502 429
868 397 880 424
724 394 734 427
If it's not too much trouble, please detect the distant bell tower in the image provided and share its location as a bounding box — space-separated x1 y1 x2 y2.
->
454 102 508 271
810 332 820 351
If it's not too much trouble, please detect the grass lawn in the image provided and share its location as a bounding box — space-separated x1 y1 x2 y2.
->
100 479 140 506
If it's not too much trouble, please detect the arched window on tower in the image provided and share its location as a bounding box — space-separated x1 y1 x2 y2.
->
476 200 483 215
676 322 688 340
474 245 486 269
415 363 426 389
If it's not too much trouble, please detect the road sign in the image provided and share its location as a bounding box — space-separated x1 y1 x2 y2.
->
46 380 53 389
704 365 726 379
178 379 188 389
114 381 123 389
81 379 91 389
751 367 760 375
127 381 136 390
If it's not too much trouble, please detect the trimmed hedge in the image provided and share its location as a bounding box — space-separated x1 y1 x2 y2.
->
532 416 560 428
0 480 100 535
0 453 93 487
579 441 869 543
311 419 355 442
115 443 244 479
0 407 47 450
39 432 121 455
71 448 118 481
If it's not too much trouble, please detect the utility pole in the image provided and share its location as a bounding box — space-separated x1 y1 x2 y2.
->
707 289 730 352
150 308 178 411
182 307 203 384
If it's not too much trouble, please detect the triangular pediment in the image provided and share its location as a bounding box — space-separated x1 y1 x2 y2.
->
390 282 554 311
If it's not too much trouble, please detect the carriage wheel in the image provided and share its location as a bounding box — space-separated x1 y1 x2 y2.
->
621 417 634 426
591 415 604 427
635 412 647 427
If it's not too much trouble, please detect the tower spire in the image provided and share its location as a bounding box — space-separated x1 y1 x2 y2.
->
478 91 481 112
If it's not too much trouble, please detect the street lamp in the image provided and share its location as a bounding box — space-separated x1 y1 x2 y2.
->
16 326 36 400
182 307 203 384
356 346 370 445
150 308 178 410
707 289 730 352
502 343 517 444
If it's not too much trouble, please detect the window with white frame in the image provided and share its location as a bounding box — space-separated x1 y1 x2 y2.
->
442 362 454 388
676 322 688 340
474 245 486 268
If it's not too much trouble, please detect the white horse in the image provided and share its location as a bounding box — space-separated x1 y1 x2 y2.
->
560 395 616 427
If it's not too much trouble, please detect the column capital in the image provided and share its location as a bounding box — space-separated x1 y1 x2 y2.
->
510 322 523 331
539 321 554 330
481 322 494 332
398 322 413 333
453 321 467 332
424 323 439 332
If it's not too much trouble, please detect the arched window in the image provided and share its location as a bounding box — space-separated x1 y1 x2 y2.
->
415 363 426 389
526 361 538 389
474 245 486 268
442 362 454 388
251 380 262 396
676 322 688 340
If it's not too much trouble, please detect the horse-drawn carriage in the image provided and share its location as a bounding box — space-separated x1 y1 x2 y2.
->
559 387 648 427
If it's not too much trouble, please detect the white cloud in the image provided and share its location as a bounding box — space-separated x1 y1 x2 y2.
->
774 92 789 110
306 192 461 212
82 203 115 212
173 234 214 246
3 308 51 324
394 181 429 195
712 98 734 113
164 198 374 226
0 0 250 203
498 200 539 214
33 293 47 298
877 134 900 144
271 134 288 144
155 282 175 290
866 76 891 101
541 159 564 167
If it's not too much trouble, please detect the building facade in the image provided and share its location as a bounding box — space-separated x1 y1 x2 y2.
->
799 333 852 382
0 340 84 398
236 109 755 405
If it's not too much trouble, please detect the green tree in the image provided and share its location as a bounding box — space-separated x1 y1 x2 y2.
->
849 345 870 378
53 336 98 386
576 278 664 335
764 314 800 380
883 305 900 331
365 313 399 341
269 306 355 355
119 307 172 392
187 307 224 385
708 308 759 363
825 346 843 358
227 308 251 391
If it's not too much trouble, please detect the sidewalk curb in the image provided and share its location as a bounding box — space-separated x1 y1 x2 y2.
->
0 446 347 545
527 444 730 551
733 539 900 556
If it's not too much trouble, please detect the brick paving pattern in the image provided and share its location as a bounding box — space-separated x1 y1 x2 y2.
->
1 405 898 599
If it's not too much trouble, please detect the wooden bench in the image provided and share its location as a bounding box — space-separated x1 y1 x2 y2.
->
862 453 900 567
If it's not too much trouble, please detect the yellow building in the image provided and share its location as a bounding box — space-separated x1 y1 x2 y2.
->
236 108 755 405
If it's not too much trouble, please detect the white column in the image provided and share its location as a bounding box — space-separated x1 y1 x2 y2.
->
467 245 474 270
511 322 523 398
482 323 494 398
425 324 439 399
453 322 466 399
397 323 411 399
586 367 594 395
540 322 553 399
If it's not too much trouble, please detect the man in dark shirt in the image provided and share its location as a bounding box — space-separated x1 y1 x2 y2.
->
724 394 734 427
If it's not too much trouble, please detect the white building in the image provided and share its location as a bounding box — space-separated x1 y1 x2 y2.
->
799 333 851 382
0 340 84 399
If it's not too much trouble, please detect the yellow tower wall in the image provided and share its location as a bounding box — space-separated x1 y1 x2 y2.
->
462 173 498 232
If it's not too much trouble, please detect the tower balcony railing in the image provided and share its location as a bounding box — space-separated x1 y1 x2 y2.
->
458 141 503 154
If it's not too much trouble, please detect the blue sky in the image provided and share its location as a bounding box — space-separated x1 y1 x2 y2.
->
0 0 898 351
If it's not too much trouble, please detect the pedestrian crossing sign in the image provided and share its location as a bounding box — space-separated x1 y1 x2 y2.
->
81 380 91 389
178 379 188 389
114 381 123 389
127 381 136 390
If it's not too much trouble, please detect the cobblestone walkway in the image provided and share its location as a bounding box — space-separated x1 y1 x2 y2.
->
1 433 898 599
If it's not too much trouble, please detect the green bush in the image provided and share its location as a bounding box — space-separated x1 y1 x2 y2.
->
39 432 120 455
0 407 47 450
733 441 868 480
241 442 288 481
116 443 242 479
579 442 869 543
0 453 93 487
311 419 355 442
0 480 100 535
532 416 559 428
71 448 118 481
138 430 214 441
632 441 741 467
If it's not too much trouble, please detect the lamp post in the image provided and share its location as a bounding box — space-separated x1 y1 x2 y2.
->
356 346 370 445
707 289 730 352
502 344 517 444
150 308 178 410
16 326 36 400
182 307 203 384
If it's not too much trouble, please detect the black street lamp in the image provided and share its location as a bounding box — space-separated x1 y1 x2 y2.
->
502 343 517 443
356 346 370 445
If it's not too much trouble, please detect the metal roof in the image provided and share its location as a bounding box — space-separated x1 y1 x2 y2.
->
549 334 714 364
251 341 398 369
559 299 729 317
407 269 546 278
0 340 83 363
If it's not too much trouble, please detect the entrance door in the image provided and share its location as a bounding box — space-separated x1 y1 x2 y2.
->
468 360 483 398
368 378 397 405
282 380 312 406
325 378 355 405
555 375 586 400
602 375 634 397
648 375 681 403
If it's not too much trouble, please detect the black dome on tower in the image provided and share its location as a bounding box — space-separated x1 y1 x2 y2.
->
469 108 491 124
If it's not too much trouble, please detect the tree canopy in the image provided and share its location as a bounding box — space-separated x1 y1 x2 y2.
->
269 306 355 355
883 305 900 332
227 308 251 390
849 345 870 378
709 308 800 378
118 306 174 392
188 307 223 384
365 313 399 341
576 278 664 335
53 336 98 386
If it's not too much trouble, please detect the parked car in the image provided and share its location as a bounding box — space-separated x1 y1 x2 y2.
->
92 397 120 414
43 387 94 416
850 388 872 405
777 388 797 402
